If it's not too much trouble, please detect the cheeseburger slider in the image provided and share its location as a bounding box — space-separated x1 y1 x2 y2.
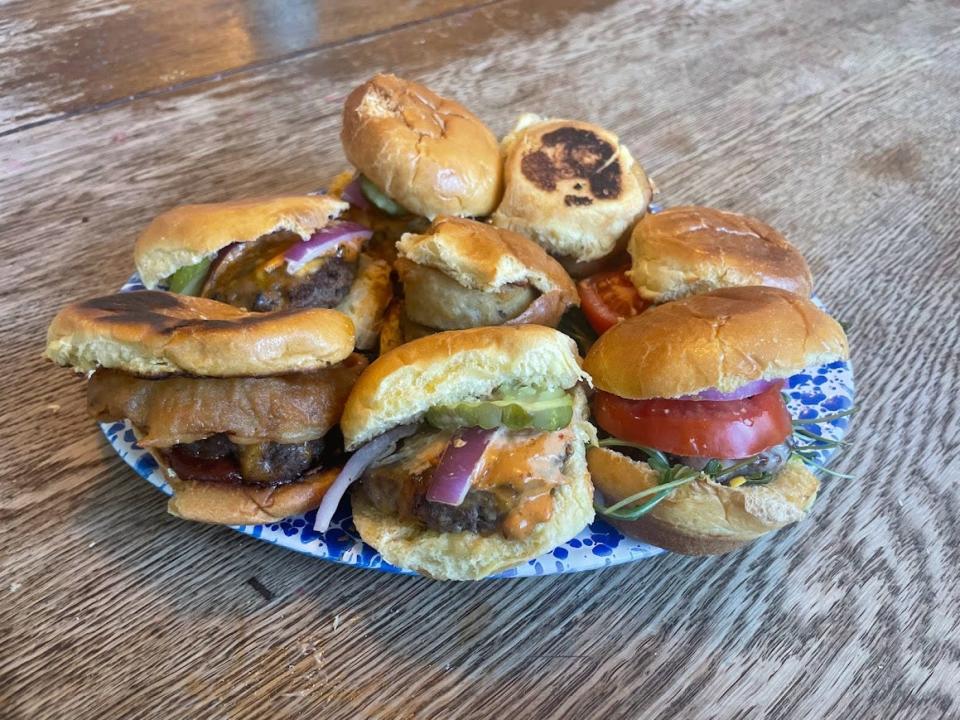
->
133 195 391 350
336 74 502 259
577 206 813 335
583 286 849 555
46 291 366 525
313 326 596 580
492 114 654 277
380 217 579 353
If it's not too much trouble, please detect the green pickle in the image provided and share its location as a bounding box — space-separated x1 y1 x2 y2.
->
425 387 573 431
167 257 213 295
359 176 407 216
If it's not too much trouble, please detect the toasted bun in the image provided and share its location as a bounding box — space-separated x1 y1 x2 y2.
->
163 463 339 525
584 286 848 399
628 206 813 302
351 388 595 579
134 195 347 288
397 217 578 300
334 253 393 351
341 74 502 219
588 447 819 555
492 114 653 262
46 291 355 377
342 325 589 449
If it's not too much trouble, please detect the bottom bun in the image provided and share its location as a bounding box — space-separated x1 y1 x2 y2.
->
147 446 338 525
588 446 819 555
336 253 393 351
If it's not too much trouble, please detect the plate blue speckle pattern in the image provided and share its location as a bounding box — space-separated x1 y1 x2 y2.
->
103 274 854 578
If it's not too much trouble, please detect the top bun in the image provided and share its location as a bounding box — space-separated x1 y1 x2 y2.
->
134 195 347 289
397 217 577 300
491 114 653 262
628 206 813 302
584 286 848 399
341 325 588 449
340 73 502 219
46 291 355 377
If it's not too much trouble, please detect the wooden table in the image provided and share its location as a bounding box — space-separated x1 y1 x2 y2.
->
2 1 957 717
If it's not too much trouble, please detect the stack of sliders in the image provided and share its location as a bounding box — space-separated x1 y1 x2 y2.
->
46 291 365 524
44 70 853 579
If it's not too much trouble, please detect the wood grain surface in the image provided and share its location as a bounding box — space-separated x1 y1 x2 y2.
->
1 0 958 718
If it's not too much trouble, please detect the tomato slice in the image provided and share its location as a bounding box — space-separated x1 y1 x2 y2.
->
593 382 792 459
577 270 651 335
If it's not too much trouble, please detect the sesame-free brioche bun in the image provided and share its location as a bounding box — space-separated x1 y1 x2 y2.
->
162 461 339 525
492 114 653 263
583 286 848 399
628 206 813 303
397 217 578 300
46 291 355 377
134 195 347 289
334 253 393 351
351 388 595 580
341 324 589 449
588 447 819 555
341 74 502 219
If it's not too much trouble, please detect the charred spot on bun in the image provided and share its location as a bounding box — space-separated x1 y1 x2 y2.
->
314 325 596 581
582 286 849 555
46 291 366 525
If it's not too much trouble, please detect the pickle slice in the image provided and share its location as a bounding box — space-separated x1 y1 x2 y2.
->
359 176 407 216
425 388 574 431
167 257 213 295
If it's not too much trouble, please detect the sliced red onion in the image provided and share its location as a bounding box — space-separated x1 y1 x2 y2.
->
341 177 372 210
426 427 495 506
284 222 372 273
312 424 417 532
680 379 781 402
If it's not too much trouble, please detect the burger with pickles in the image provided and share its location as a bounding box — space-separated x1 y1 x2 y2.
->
313 325 595 580
583 286 850 555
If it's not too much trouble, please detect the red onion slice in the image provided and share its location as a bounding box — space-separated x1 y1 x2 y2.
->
680 379 781 401
312 424 417 532
341 177 372 210
284 222 372 273
426 427 495 506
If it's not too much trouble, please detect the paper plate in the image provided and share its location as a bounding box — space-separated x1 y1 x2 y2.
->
102 273 854 578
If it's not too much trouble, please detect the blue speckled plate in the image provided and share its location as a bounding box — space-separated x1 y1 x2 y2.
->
103 273 854 578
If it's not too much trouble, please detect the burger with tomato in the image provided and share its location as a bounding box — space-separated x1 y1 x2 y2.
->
576 206 812 335
583 286 849 554
312 325 595 580
492 113 654 278
46 291 366 525
335 73 503 261
379 216 579 353
133 195 392 350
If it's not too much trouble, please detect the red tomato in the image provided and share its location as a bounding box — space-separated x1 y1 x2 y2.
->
593 383 792 459
577 270 651 335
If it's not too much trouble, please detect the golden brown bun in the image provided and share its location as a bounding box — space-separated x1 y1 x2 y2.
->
334 253 393 351
588 447 819 555
341 74 502 219
628 206 813 302
492 114 653 262
134 195 347 288
341 324 589 449
583 286 848 399
351 388 595 580
397 217 578 299
163 462 339 525
46 291 355 377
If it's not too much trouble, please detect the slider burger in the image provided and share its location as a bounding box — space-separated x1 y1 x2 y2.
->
133 195 391 350
380 216 579 353
45 291 366 525
577 206 813 334
313 325 596 580
492 113 654 278
336 73 503 258
583 286 849 555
